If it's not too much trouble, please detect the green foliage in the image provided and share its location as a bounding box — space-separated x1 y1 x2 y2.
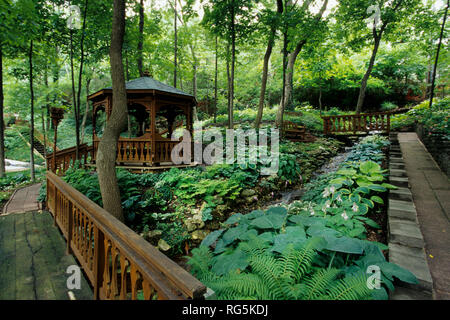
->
189 206 416 300
391 97 450 137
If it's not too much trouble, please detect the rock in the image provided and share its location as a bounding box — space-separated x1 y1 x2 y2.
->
158 239 171 251
214 204 227 216
241 189 256 197
146 230 162 239
191 230 208 241
245 196 257 204
184 219 197 232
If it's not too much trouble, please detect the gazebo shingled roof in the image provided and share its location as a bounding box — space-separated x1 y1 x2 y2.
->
105 76 194 97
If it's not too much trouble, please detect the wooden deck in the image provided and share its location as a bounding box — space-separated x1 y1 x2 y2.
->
0 211 93 300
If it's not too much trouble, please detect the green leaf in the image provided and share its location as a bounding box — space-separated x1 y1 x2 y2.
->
368 184 387 192
379 262 418 285
211 248 249 275
325 236 365 254
381 183 398 190
250 213 286 230
224 213 244 225
222 224 249 245
360 161 381 174
201 229 224 247
370 195 384 204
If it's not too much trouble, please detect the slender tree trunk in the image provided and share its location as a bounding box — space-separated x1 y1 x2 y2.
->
173 0 177 88
80 77 91 143
29 40 35 182
69 29 80 159
43 66 49 162
255 1 283 129
97 0 127 222
356 35 381 114
226 43 231 126
137 0 144 77
276 41 305 126
76 0 89 152
229 2 235 129
0 45 5 177
429 0 448 109
214 36 218 124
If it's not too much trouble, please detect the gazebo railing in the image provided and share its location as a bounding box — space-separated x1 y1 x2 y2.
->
92 139 183 165
46 171 206 300
322 112 391 135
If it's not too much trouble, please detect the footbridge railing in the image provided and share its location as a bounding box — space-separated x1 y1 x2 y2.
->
46 171 206 300
322 112 391 135
46 143 93 174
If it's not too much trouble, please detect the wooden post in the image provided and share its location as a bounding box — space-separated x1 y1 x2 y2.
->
93 226 105 300
66 202 73 255
150 99 156 166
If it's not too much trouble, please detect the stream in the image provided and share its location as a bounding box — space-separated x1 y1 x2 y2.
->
261 139 359 209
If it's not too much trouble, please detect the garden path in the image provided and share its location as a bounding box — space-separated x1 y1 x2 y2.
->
398 132 450 299
2 183 41 215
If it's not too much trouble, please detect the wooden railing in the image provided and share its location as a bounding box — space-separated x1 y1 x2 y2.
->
322 112 391 135
47 144 94 174
46 171 206 300
92 139 182 164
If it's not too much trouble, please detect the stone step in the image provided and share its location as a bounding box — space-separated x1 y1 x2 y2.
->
390 157 404 163
390 152 403 158
390 168 407 177
389 162 405 170
389 286 432 300
388 218 424 248
389 176 409 188
388 199 417 222
389 187 413 201
389 243 433 292
389 285 433 300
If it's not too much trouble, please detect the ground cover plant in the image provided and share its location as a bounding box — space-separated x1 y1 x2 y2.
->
391 97 450 138
188 134 414 299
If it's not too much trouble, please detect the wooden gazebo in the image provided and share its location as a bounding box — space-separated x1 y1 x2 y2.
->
87 75 196 168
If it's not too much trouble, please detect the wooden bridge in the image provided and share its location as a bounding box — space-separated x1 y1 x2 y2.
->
321 111 391 136
44 171 206 300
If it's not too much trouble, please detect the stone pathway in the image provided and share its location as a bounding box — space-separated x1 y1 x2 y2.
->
0 211 93 300
394 132 450 300
2 184 42 215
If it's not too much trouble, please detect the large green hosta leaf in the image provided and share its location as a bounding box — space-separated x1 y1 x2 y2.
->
360 161 382 175
211 248 249 275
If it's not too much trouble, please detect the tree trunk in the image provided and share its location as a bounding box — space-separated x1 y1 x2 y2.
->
356 35 381 114
137 0 144 77
173 0 177 88
226 44 231 127
429 0 448 109
97 0 127 222
80 77 91 143
255 1 283 129
74 0 89 160
0 45 5 177
29 40 35 182
276 40 305 126
229 2 235 130
214 36 218 124
69 29 80 159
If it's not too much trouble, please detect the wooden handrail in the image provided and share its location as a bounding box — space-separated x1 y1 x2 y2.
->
46 171 206 300
322 112 391 135
47 143 94 174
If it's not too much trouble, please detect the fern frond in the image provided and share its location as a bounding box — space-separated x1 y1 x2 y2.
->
208 273 273 300
303 268 341 300
249 254 286 299
325 273 373 300
187 246 214 280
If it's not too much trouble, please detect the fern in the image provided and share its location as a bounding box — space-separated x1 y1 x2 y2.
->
302 268 341 300
325 272 372 300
